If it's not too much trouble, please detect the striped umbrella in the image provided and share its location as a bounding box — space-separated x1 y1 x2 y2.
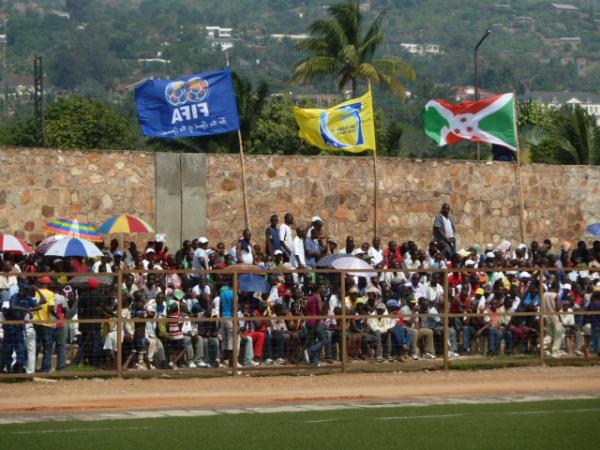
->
44 218 103 242
98 214 155 234
45 237 103 258
0 234 33 254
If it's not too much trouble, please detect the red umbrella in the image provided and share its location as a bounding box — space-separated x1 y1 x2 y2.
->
0 234 33 254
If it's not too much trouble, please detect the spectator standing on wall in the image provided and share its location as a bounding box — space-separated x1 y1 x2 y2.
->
433 203 456 257
265 215 283 257
279 213 294 260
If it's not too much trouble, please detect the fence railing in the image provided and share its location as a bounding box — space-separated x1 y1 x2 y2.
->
0 266 599 378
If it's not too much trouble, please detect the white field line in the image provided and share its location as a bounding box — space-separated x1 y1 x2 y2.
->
2 426 151 435
375 407 600 421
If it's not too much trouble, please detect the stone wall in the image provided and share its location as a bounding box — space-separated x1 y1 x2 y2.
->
1 147 598 251
0 147 155 244
205 155 599 250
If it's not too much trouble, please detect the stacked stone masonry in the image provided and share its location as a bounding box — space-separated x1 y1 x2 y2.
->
0 147 598 250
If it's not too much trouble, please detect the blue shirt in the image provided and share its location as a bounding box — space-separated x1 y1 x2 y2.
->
220 287 234 318
304 239 320 268
5 294 37 321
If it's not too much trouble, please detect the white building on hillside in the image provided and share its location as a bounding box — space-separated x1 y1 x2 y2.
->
205 26 234 51
523 91 600 126
400 43 440 55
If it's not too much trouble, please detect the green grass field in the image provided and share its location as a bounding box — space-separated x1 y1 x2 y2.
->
1 398 599 449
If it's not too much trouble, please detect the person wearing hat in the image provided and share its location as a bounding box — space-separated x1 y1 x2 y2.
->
111 251 125 272
71 278 105 368
306 216 324 243
368 302 394 362
193 237 209 270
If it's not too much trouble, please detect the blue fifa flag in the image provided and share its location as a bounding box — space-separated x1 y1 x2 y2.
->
135 68 240 138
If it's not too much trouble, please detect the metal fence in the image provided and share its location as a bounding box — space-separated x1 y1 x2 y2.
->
1 266 599 379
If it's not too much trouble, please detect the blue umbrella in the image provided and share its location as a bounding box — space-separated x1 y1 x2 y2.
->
239 274 269 293
586 223 600 237
44 237 103 258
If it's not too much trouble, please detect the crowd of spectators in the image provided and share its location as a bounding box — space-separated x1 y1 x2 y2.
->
1 204 600 374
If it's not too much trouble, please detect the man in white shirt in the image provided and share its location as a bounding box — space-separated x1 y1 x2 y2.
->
279 213 294 260
292 227 306 268
368 236 384 268
193 237 209 270
433 203 456 256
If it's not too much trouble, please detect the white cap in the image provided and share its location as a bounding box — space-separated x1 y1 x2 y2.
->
311 216 323 223
465 260 476 267
485 252 495 258
562 283 572 291
592 272 600 280
198 237 209 244
273 249 283 256
486 243 494 250
519 271 531 279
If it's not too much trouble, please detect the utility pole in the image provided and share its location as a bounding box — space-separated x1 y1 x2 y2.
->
33 56 44 146
1 18 7 124
474 29 491 160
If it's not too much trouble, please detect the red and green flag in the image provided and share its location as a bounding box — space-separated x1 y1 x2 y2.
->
423 93 518 151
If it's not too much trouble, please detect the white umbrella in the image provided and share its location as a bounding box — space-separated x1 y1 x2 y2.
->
331 256 377 278
36 234 68 254
45 237 103 258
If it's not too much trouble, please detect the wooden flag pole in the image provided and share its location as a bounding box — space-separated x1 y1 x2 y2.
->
369 81 378 237
513 91 527 244
373 150 378 238
225 50 250 230
238 130 251 230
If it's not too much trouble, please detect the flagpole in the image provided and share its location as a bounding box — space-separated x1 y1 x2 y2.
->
238 130 251 230
226 51 250 230
513 91 526 244
369 81 378 238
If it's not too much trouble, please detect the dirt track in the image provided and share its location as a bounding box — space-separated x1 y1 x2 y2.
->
1 366 599 415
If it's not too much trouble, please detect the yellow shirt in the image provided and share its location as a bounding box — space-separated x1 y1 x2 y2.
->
34 288 56 328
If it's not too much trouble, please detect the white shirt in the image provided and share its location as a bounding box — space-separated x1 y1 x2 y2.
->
192 284 211 298
279 224 294 254
193 248 208 269
368 247 384 267
92 261 112 273
441 216 454 238
293 237 306 267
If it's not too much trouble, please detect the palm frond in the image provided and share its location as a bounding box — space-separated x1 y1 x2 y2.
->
356 63 380 83
377 73 406 99
360 11 385 60
290 56 338 85
339 44 360 69
372 59 416 80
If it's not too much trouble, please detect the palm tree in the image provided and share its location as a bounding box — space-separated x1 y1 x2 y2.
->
545 106 600 165
290 0 415 99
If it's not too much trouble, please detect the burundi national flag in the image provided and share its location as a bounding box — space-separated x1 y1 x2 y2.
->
293 90 376 153
423 93 518 151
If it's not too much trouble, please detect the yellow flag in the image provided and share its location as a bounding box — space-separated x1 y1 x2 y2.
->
293 90 376 153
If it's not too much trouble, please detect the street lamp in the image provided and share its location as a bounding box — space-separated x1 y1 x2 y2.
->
474 29 491 160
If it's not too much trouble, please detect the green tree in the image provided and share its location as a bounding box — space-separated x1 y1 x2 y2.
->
44 96 135 150
290 0 415 98
544 106 600 165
